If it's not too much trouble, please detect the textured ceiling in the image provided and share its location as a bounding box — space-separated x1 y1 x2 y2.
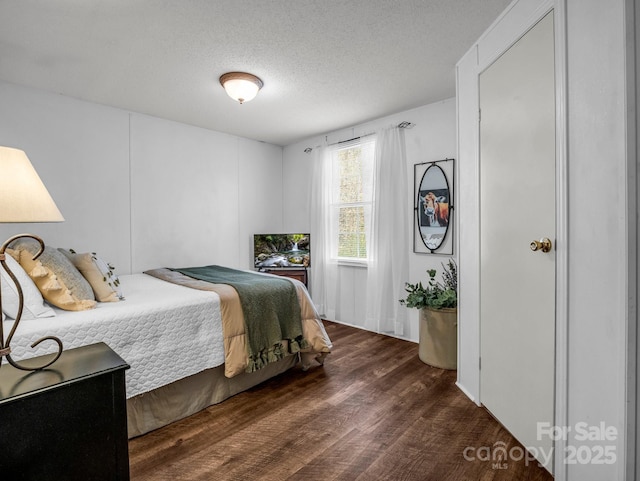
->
0 1 510 146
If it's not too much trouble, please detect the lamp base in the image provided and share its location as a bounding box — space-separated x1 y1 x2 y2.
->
0 234 63 371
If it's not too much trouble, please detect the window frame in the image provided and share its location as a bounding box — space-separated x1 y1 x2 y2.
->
328 136 376 265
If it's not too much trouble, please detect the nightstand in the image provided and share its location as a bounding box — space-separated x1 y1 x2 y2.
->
0 342 130 480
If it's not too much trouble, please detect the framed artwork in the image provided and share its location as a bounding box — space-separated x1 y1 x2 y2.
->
414 158 455 254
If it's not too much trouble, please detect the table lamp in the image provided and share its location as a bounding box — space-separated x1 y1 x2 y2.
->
0 146 65 371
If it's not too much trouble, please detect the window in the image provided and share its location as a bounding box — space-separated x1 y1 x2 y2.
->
329 137 376 262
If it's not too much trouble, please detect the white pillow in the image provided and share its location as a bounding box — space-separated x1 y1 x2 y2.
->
1 252 56 319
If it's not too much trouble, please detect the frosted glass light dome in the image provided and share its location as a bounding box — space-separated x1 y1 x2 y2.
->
219 72 263 104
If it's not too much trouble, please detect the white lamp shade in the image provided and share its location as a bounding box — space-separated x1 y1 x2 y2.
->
219 72 263 104
0 146 64 223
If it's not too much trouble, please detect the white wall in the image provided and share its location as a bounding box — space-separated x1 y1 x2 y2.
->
457 0 632 479
565 0 629 479
0 81 132 272
282 99 457 342
0 80 283 274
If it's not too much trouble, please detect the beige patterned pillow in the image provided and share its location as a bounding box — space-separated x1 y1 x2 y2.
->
59 249 123 302
10 238 96 311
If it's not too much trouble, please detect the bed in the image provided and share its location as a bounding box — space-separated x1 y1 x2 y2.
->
2 264 332 438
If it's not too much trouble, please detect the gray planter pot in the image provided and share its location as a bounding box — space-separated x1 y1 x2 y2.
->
419 307 458 370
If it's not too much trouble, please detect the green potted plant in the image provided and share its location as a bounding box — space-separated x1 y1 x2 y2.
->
400 259 457 369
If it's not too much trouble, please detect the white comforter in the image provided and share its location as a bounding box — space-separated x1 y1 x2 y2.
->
2 274 225 398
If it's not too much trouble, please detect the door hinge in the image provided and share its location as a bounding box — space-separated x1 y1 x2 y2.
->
479 357 481 370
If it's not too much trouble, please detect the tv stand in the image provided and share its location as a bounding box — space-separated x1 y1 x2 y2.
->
263 268 308 287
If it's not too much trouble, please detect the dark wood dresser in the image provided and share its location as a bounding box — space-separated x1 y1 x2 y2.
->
0 342 130 480
263 268 308 287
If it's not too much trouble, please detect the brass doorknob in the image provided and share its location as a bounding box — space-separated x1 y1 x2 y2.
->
530 237 552 253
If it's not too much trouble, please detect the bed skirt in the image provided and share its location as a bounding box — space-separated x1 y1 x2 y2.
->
126 354 298 438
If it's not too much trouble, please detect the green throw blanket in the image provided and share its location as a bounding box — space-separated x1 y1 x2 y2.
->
172 265 308 372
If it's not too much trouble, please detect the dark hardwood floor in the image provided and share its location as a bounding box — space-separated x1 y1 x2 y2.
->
129 321 554 481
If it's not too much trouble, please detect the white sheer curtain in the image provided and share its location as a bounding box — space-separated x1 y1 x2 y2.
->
365 126 409 336
308 142 338 319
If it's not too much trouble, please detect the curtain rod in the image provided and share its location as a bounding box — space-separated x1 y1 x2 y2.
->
317 121 415 150
327 131 374 147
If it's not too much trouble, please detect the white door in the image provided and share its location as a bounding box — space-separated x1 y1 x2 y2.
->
479 12 556 472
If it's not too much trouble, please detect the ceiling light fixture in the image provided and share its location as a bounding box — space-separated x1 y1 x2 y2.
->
219 72 263 104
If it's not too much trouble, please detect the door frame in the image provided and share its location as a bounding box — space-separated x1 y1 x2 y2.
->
627 0 639 478
455 0 568 478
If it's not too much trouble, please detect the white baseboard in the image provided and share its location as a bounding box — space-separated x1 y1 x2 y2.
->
456 381 481 406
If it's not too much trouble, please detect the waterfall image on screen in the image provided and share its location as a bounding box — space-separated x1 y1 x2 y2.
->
253 234 310 268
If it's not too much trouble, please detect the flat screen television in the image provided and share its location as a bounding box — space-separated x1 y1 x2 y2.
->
253 233 310 269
